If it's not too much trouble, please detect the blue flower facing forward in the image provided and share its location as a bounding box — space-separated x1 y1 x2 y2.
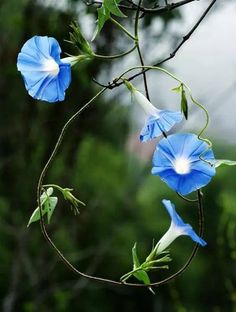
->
156 199 206 255
17 36 72 102
131 89 183 142
152 133 215 195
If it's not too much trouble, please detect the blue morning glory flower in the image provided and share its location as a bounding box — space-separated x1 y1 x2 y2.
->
152 133 215 195
17 36 72 102
132 89 183 142
156 199 206 254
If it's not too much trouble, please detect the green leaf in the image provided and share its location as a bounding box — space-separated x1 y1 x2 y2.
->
40 187 53 201
104 0 126 17
181 87 188 120
27 188 58 227
27 206 46 227
133 270 155 294
92 6 110 41
215 159 236 168
92 0 126 40
133 270 150 284
172 85 182 93
132 242 140 269
131 243 154 293
46 197 58 224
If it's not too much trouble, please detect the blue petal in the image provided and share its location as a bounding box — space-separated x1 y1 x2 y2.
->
32 36 61 62
155 169 214 195
140 110 183 142
17 53 46 72
140 116 162 142
159 110 183 131
153 134 179 159
27 74 55 99
26 63 71 102
17 36 71 102
184 226 207 246
162 199 206 246
163 133 210 161
156 169 187 193
152 139 177 167
162 199 185 227
152 133 216 195
47 37 62 62
176 171 212 195
152 151 174 172
58 64 71 90
191 159 215 177
17 36 60 66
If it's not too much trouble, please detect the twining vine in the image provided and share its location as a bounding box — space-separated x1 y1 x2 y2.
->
17 0 236 292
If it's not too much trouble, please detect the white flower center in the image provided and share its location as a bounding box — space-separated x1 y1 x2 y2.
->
43 58 59 76
174 157 191 174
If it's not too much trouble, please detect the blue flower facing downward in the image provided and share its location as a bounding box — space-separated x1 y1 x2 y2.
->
127 85 183 142
17 36 73 102
156 199 206 255
140 110 183 142
152 133 216 195
132 90 183 142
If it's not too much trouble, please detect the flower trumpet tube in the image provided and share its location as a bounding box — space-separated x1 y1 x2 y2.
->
154 199 206 256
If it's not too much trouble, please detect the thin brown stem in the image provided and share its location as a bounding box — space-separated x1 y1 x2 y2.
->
134 0 150 100
140 0 198 13
37 185 204 287
104 0 217 89
134 0 167 138
35 0 211 290
87 0 198 14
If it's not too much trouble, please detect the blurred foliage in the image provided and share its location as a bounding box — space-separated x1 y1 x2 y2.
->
0 0 235 311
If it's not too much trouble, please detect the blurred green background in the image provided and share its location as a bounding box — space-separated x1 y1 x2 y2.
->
0 0 235 311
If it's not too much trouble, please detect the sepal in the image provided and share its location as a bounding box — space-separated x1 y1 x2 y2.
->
68 22 93 56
